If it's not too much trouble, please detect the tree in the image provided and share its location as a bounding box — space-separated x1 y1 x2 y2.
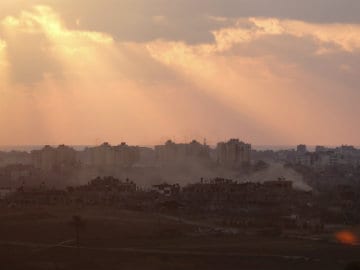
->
70 215 86 248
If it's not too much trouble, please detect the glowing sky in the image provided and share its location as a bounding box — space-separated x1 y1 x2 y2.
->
1 0 360 146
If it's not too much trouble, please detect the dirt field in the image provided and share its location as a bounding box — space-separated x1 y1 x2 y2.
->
0 206 359 270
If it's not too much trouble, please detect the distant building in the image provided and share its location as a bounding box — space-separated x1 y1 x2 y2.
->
216 139 251 168
67 176 137 204
293 145 360 169
311 152 331 168
0 187 13 199
181 177 307 210
0 164 42 188
0 151 31 166
137 147 156 167
31 145 79 172
82 176 137 193
315 146 329 153
80 142 140 168
154 140 210 166
297 144 307 154
152 183 180 197
263 178 293 189
296 152 312 166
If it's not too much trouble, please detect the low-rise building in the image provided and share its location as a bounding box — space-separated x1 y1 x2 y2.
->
151 183 180 197
0 187 13 199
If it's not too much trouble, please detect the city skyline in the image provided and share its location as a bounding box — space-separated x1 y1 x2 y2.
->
1 2 360 269
1 141 360 153
1 1 360 146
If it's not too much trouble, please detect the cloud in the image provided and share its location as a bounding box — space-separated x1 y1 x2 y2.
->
211 18 360 53
145 18 360 144
0 4 360 145
0 5 115 84
2 0 360 45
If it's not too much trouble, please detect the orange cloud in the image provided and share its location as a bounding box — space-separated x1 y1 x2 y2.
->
212 17 360 53
0 6 171 144
1 5 114 73
1 5 360 145
146 39 322 143
145 17 360 144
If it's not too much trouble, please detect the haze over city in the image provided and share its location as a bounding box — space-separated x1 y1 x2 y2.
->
1 0 360 146
1 2 360 270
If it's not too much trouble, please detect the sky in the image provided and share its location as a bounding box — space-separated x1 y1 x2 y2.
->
0 0 360 146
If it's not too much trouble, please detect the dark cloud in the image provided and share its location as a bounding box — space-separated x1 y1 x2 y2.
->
45 0 360 43
2 0 358 44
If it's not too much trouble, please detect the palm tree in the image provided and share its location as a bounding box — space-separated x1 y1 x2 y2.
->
70 215 86 248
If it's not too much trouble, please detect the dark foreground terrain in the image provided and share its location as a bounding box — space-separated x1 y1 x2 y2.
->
0 206 359 270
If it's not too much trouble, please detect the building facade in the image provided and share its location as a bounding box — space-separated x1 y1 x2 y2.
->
155 140 210 166
31 145 79 172
216 139 251 168
80 142 140 168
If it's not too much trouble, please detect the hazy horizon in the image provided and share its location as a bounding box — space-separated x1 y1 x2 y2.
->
1 2 360 269
1 143 357 153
